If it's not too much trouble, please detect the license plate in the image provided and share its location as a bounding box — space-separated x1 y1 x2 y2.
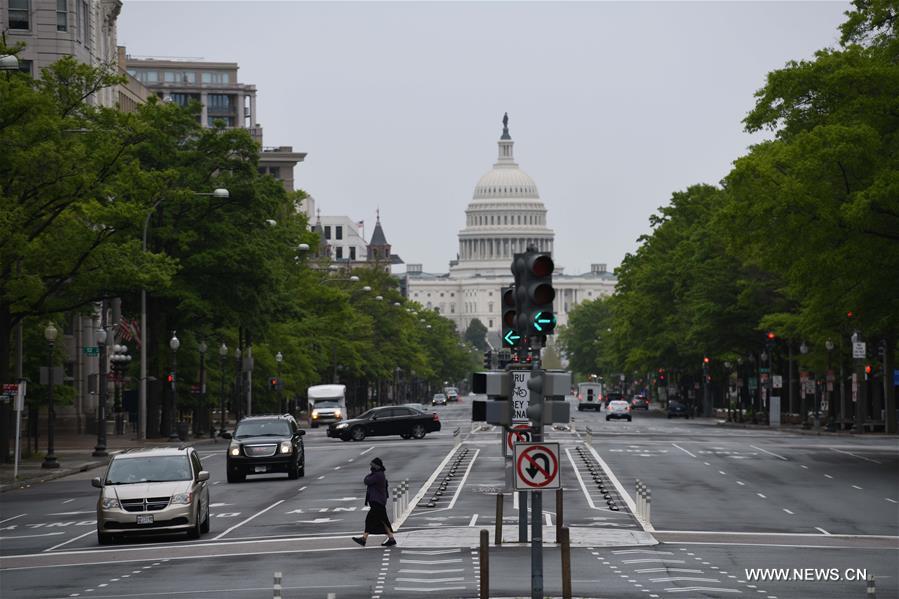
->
254 465 267 473
136 514 154 525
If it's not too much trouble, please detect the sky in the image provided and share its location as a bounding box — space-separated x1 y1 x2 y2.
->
118 1 851 275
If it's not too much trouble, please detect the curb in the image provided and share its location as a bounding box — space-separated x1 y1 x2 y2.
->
714 420 899 438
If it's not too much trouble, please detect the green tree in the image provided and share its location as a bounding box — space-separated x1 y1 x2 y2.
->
463 318 489 351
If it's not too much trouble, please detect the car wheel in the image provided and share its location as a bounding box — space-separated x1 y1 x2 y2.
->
627 416 632 422
227 471 245 483
298 461 305 477
605 416 611 421
411 424 426 439
200 505 210 533
400 433 411 439
97 530 113 545
351 426 366 442
187 508 202 539
577 405 583 412
668 414 672 419
288 458 299 480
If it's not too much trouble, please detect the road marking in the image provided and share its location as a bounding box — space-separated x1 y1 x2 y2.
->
824 474 833 479
800 465 808 469
815 527 831 535
399 558 463 565
782 509 794 515
0 514 26 525
852 485 863 490
650 577 722 583
613 550 673 555
399 569 464 574
392 445 459 529
394 587 467 593
635 568 704 574
317 475 325 480
703 462 711 466
468 514 478 527
672 444 696 458
718 471 726 475
664 587 741 594
44 529 95 552
545 512 552 527
622 558 687 564
360 447 374 456
298 486 307 493
750 445 787 461
48 511 95 516
587 444 653 531
334 466 341 470
213 499 284 540
62 499 75 504
756 493 766 499
831 448 881 464
396 577 465 583
736 481 745 486
0 532 65 540
886 498 898 504
401 549 459 555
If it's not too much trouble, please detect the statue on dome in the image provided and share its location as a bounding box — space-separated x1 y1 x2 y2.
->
502 112 508 129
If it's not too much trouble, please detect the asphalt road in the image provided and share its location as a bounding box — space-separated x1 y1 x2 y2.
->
1 401 896 598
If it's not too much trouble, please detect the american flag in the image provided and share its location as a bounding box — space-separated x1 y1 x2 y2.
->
118 317 141 348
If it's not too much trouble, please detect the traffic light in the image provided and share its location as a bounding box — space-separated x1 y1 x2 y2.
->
166 373 175 383
766 331 776 341
703 356 710 364
501 286 522 348
511 250 556 339
483 350 493 369
270 377 280 390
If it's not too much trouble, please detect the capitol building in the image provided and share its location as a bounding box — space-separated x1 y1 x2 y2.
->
404 115 616 340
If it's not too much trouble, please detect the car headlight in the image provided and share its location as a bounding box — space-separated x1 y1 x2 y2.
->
334 409 342 418
335 422 348 429
229 442 241 456
280 440 293 454
101 497 120 509
171 491 193 505
311 410 319 419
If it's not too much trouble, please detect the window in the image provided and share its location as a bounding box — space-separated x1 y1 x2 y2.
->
164 71 196 83
202 71 230 84
324 226 331 240
207 94 231 111
207 115 234 127
349 247 356 260
488 302 494 313
489 320 494 328
336 247 343 260
57 0 67 31
16 59 33 76
9 0 30 29
335 226 343 240
81 0 89 48
169 93 190 107
450 304 455 314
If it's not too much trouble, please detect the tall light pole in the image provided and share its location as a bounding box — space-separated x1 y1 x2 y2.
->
168 331 180 441
198 341 208 437
234 347 242 423
275 351 284 413
93 323 108 457
799 341 810 427
825 339 835 430
724 361 733 422
140 188 228 440
42 322 59 469
109 344 132 435
218 343 228 435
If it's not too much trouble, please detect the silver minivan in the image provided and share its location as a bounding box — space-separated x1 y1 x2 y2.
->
92 447 210 544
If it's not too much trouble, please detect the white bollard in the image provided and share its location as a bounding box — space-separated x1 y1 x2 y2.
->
273 571 282 599
645 489 651 525
393 489 398 522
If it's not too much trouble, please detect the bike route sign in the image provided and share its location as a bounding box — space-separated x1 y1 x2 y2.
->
514 442 561 490
511 370 531 423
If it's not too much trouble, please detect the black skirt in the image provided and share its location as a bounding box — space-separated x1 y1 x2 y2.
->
365 501 393 535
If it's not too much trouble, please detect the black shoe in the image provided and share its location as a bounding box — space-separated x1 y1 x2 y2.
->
382 538 397 546
352 537 366 547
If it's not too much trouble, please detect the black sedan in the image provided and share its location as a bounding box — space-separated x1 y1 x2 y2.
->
328 406 441 441
667 401 691 419
222 415 305 483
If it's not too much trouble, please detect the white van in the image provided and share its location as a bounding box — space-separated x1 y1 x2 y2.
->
577 382 603 411
307 384 347 428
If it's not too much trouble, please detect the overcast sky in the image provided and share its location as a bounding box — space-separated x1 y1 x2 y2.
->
119 1 850 275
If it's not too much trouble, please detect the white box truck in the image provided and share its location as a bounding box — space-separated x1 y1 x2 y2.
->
307 384 347 428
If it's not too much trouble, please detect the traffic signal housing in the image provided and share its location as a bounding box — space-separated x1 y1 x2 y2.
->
270 377 280 390
501 285 522 348
511 250 556 340
483 350 493 369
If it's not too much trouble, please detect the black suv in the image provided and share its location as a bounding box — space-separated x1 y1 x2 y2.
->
222 415 305 483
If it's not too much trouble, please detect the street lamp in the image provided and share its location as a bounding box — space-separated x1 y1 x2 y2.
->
724 361 733 422
42 322 59 469
234 347 242 422
109 344 132 435
799 341 810 427
168 331 180 441
198 341 208 436
349 275 360 282
218 342 228 436
140 189 228 440
93 325 109 457
275 351 284 413
825 339 835 430
0 55 20 70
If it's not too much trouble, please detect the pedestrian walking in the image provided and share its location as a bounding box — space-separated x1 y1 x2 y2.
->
353 457 397 547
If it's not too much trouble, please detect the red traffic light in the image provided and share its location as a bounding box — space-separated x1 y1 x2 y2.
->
270 377 279 387
703 356 710 364
865 364 872 374
166 373 174 383
847 311 854 318
766 331 776 340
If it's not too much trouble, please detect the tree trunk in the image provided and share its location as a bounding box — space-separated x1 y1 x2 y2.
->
0 303 12 462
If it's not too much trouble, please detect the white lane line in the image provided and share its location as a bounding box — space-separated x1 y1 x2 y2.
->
757 493 766 499
613 550 673 555
886 498 898 504
468 514 478 527
621 558 686 564
736 481 745 486
392 445 459 529
399 558 463 565
44 529 95 552
664 587 742 594
750 445 788 461
396 577 465 583
360 447 374 456
426 448 480 513
513 489 519 511
401 549 459 555
672 443 697 458
587 444 654 532
62 499 75 504
398 569 464 574
718 471 726 475
317 475 325 480
852 485 863 490
635 568 704 574
650 577 722 583
0 532 65 540
815 527 831 535
824 474 833 479
800 465 808 469
48 511 94 516
298 486 307 493
0 513 26 525
703 462 711 466
212 499 284 540
782 509 794 515
394 587 467 593
831 448 881 464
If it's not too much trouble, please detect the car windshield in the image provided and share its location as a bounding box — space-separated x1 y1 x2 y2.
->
106 455 192 484
313 401 340 409
235 420 291 438
434 394 446 399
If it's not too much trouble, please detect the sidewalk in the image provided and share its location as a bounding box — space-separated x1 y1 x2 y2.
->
0 431 221 493
714 419 899 438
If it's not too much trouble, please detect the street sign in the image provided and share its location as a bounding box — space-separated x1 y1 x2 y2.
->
748 376 757 391
2 384 18 401
511 370 531 423
83 346 99 357
772 375 783 389
514 442 560 490
852 342 866 359
507 424 532 451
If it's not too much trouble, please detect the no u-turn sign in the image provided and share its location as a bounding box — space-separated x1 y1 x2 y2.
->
514 442 561 490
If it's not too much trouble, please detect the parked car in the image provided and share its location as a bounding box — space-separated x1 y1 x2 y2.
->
432 393 447 406
328 406 441 441
606 399 632 422
667 401 691 419
631 395 650 410
222 414 305 483
92 446 210 544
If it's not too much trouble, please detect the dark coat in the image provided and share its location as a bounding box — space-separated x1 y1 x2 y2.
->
364 469 388 506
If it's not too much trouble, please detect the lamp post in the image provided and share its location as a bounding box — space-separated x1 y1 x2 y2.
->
198 341 208 437
234 347 242 423
218 343 227 436
275 351 284 413
799 341 810 428
168 331 180 441
140 189 228 441
42 322 59 469
109 344 132 435
825 339 835 430
724 361 733 422
93 324 108 457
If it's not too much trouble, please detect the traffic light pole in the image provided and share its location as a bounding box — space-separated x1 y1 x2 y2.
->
529 341 543 599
